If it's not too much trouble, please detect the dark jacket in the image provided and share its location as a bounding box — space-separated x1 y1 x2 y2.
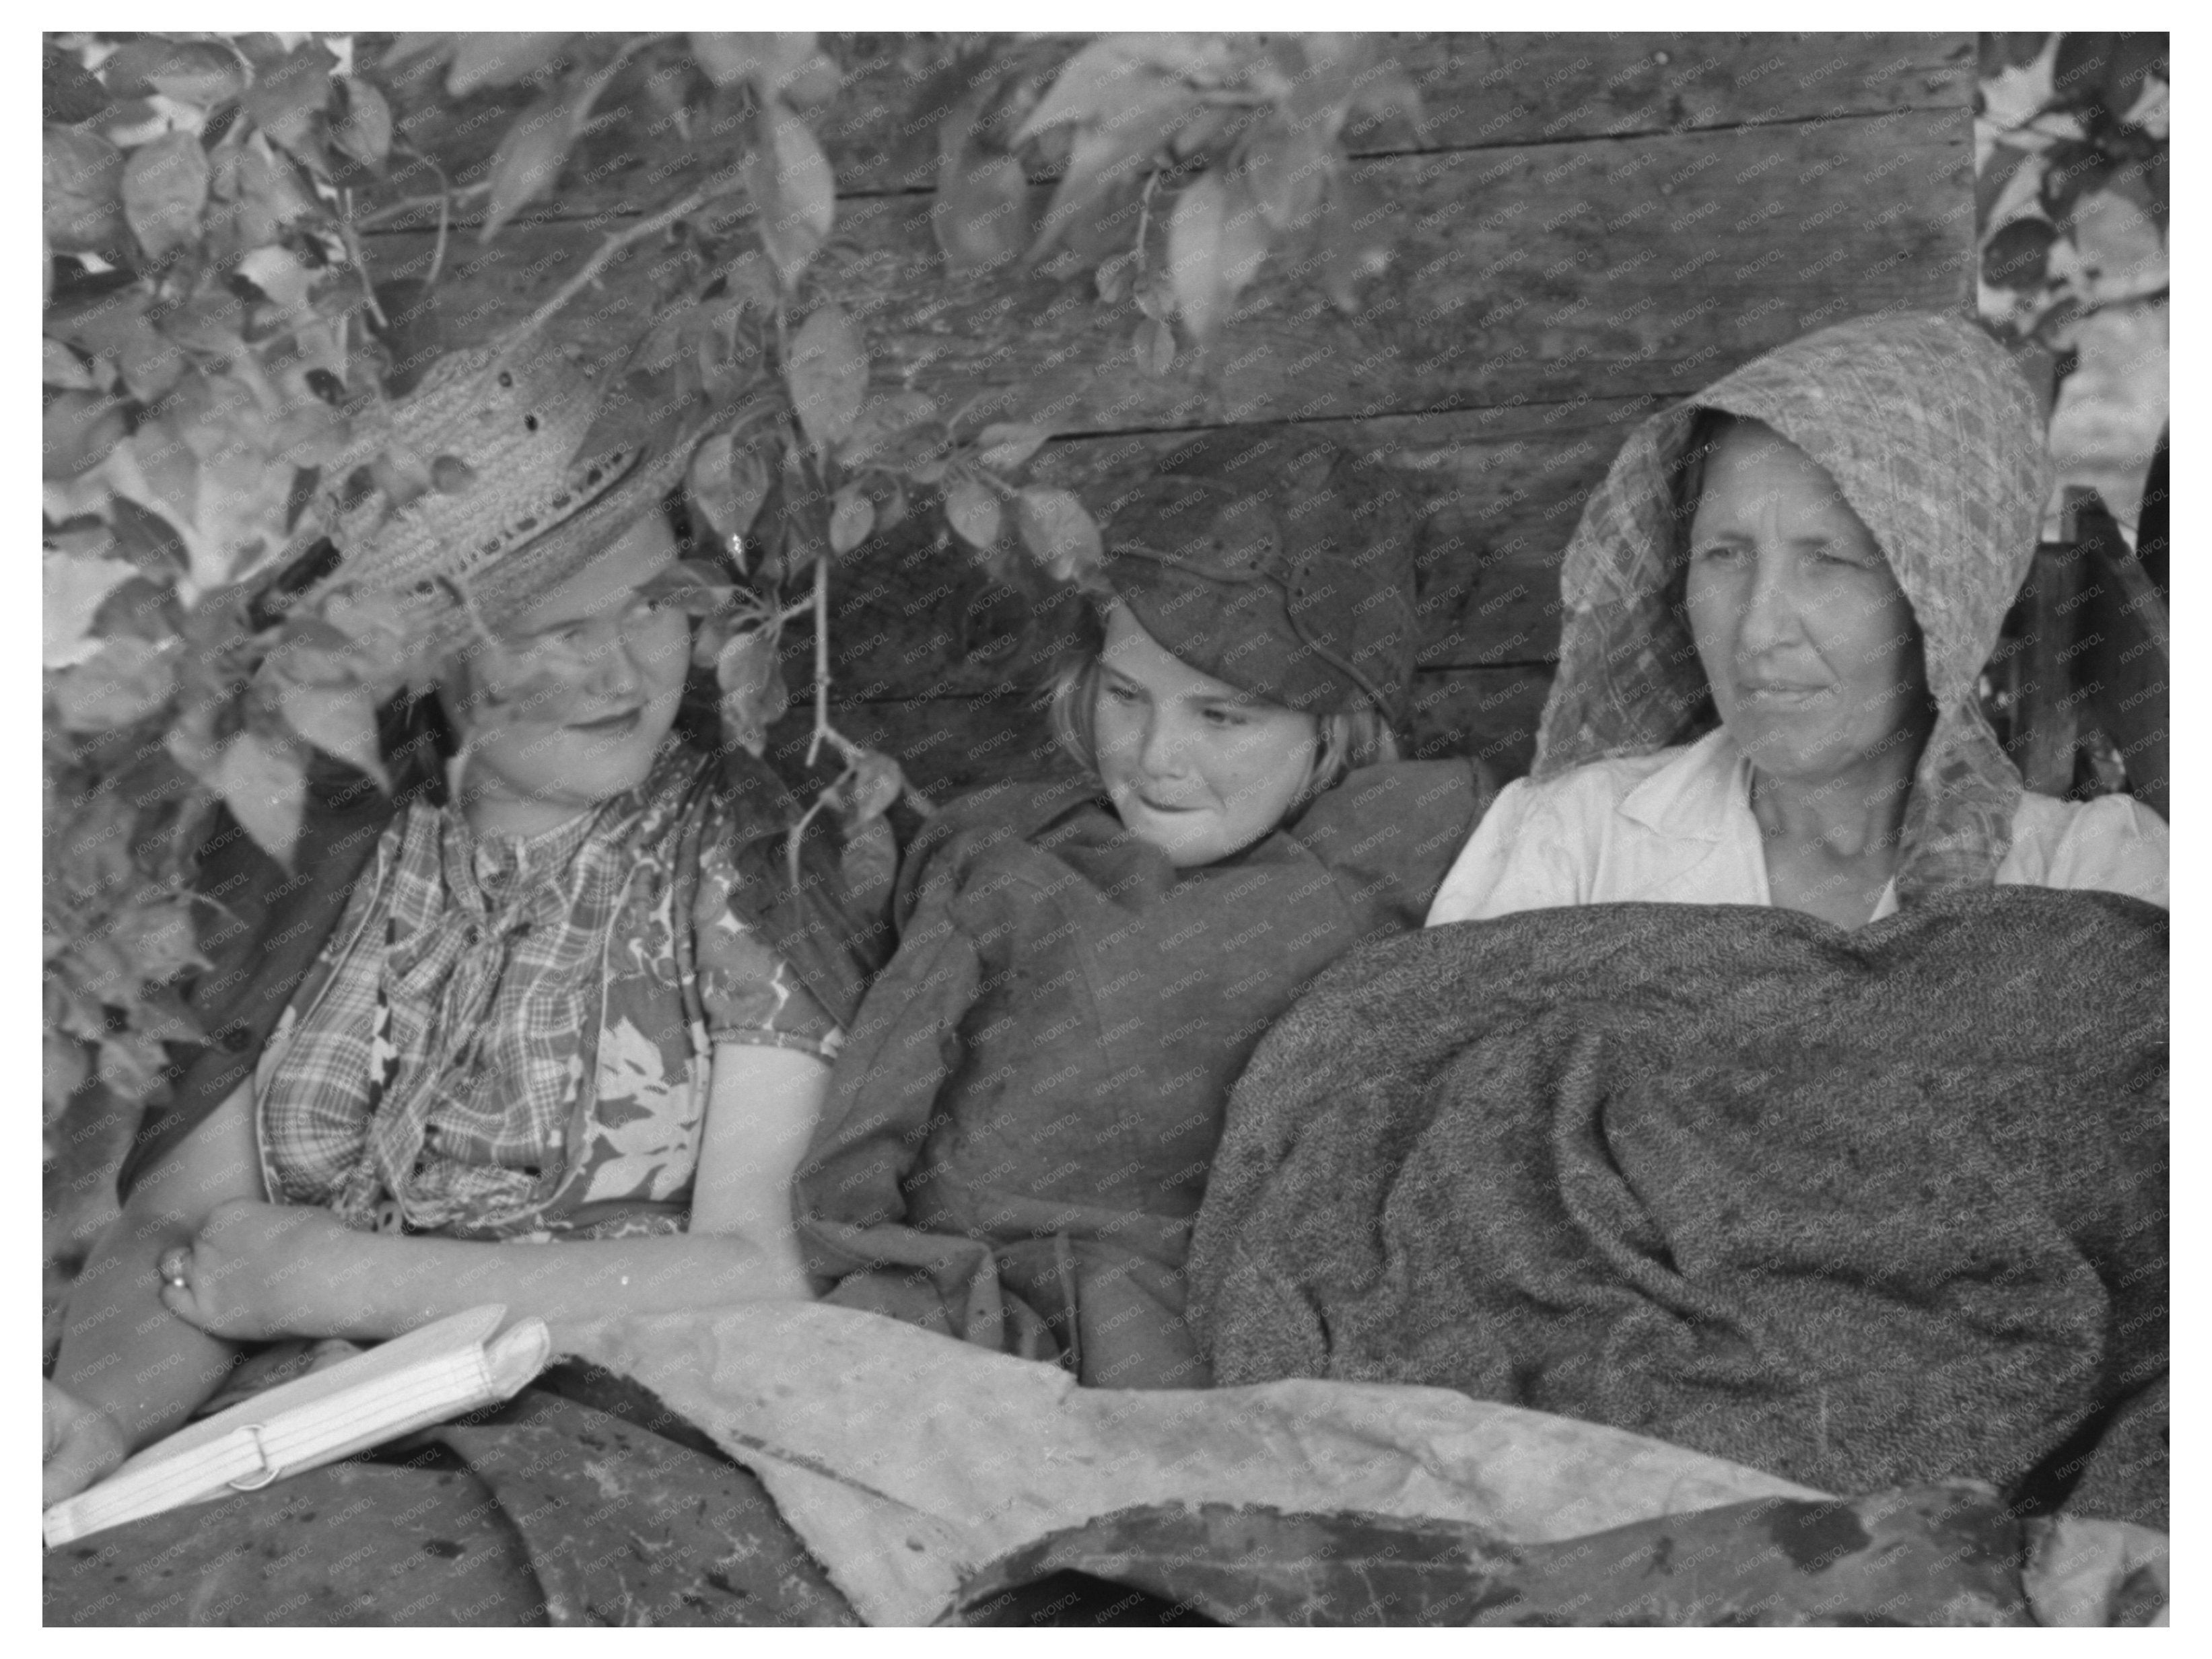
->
796 759 1488 1390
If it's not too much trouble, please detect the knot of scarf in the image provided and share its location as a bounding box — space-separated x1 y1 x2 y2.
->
328 804 608 1236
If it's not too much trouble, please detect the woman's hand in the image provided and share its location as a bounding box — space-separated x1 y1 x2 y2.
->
43 1380 128 1507
157 1198 357 1341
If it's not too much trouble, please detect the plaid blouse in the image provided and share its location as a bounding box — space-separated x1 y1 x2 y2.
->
256 746 841 1240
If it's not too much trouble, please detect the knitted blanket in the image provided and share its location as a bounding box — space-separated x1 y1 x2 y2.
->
1187 890 2167 1529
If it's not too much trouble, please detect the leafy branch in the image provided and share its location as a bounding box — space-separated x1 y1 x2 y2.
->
41 28 1418 1169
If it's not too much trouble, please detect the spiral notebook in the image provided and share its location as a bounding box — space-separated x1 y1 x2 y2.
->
43 1304 549 1549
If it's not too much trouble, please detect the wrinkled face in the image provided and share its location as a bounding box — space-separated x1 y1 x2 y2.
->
1684 421 1930 791
444 511 691 835
1092 602 1321 869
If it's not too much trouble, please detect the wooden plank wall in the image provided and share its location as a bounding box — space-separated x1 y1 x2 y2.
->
360 33 1976 797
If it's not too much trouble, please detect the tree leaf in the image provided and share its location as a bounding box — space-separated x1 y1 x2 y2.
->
2038 140 2113 232
1975 142 2036 236
2048 34 2116 111
836 748 906 826
1245 122 1329 234
839 814 898 911
976 423 1052 472
946 479 1002 549
828 484 874 555
787 304 868 453
1027 77 1196 259
839 391 940 468
120 131 210 263
716 629 788 758
236 244 314 314
333 77 393 173
1167 172 1231 342
1016 37 1188 143
319 590 417 684
1095 252 1136 304
1317 172 1400 314
1346 66 1426 141
749 97 836 289
273 678 387 787
1215 177 1272 302
51 635 176 732
44 44 110 124
1014 487 1103 582
685 429 738 539
42 390 129 479
236 131 315 246
42 551 138 670
124 417 203 527
1134 317 1176 376
481 93 575 241
42 127 128 254
932 145 1032 277
380 34 455 71
100 38 246 106
213 730 306 863
240 40 338 166
2101 33 2167 116
691 32 819 94
446 33 574 98
1982 217 2060 291
42 338 98 394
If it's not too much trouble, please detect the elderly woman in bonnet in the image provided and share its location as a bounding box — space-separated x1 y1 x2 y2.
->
1426 312 2167 929
1185 314 2168 1541
792 432 1487 1390
43 343 881 1512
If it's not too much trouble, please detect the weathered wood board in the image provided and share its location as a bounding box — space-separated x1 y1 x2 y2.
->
358 31 1976 784
364 33 1971 213
367 112 1970 433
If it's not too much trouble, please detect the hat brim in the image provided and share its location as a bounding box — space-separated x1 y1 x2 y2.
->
413 409 712 660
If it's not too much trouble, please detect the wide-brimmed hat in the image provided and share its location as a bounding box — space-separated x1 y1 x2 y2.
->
1098 433 1420 723
284 341 710 657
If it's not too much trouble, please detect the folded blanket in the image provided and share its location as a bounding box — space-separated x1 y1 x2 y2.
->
1186 890 2168 1529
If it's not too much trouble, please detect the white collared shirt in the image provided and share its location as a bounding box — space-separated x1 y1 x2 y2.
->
1426 728 2170 927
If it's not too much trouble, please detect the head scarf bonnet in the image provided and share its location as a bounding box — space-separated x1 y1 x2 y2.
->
1535 312 2054 903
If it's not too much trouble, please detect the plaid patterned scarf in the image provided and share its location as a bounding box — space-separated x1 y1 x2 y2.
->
1535 312 2054 903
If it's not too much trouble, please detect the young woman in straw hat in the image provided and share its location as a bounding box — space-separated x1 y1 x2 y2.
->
792 431 1488 1390
43 344 884 1514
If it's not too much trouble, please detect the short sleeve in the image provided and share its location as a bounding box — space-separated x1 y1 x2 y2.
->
1424 775 1585 925
2005 793 2169 909
693 833 845 1059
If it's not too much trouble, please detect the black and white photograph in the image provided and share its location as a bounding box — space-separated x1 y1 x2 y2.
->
38 22 2172 1627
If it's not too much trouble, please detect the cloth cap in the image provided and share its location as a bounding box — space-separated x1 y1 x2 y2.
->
1099 433 1420 722
287 341 710 656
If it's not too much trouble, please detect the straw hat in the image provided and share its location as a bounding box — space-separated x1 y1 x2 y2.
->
285 341 710 656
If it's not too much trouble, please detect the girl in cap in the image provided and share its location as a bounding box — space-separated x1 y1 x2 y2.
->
1426 312 2166 928
43 347 883 1511
795 432 1487 1390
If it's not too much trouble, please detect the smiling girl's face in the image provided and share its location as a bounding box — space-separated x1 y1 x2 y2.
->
443 511 691 837
1091 602 1321 868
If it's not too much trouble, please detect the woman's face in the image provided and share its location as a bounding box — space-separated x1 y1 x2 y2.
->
445 511 691 835
1684 421 1930 791
1091 602 1321 869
